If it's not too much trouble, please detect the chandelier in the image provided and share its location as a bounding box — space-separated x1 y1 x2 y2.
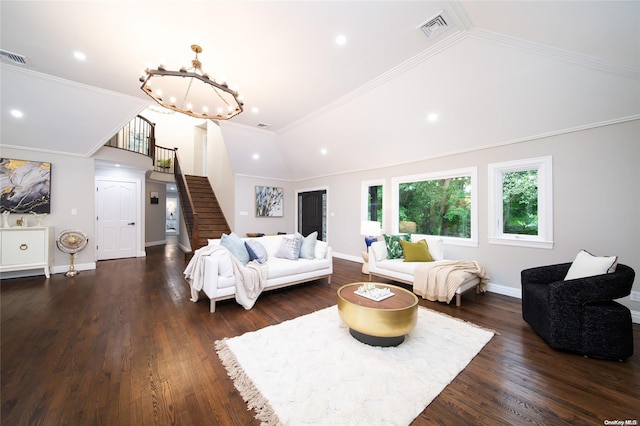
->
139 44 243 120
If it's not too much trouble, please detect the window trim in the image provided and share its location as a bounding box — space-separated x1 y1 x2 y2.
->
361 179 386 232
488 156 553 249
391 167 478 247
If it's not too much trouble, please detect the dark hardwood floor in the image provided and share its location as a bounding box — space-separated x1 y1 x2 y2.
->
2 238 639 425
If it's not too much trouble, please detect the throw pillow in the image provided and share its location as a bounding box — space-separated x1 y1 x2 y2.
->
564 249 618 280
299 231 318 260
400 239 434 262
383 234 411 259
245 239 268 264
275 235 303 260
370 241 388 262
314 240 329 260
220 233 250 265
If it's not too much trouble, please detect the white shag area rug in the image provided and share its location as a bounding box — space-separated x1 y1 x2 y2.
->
215 305 494 426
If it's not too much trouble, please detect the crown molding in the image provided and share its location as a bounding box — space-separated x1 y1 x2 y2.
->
469 28 640 80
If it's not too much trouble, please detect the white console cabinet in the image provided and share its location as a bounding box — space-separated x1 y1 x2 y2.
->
0 227 53 278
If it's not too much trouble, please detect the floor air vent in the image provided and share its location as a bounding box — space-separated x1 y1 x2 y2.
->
0 49 30 66
418 12 449 39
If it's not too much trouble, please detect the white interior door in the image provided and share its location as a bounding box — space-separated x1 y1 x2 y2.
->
97 179 138 260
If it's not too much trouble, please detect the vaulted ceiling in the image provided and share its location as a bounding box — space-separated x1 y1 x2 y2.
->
1 1 638 181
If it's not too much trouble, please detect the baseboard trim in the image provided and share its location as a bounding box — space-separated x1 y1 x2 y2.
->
145 240 166 247
51 262 97 275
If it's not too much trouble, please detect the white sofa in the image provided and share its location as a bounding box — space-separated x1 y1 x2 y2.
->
367 234 482 306
195 233 333 312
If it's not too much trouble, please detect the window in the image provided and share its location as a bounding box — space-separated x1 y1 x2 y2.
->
488 156 553 249
361 179 385 230
392 168 478 246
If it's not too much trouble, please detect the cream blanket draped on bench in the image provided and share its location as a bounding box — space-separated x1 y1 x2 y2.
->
413 260 488 304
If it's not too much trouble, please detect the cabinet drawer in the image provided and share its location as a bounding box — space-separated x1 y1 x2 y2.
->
1 230 46 265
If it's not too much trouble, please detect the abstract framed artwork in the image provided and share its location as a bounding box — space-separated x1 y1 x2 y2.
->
0 158 51 214
255 186 283 217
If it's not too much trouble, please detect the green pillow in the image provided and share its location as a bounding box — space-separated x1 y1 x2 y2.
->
383 234 411 259
400 239 434 262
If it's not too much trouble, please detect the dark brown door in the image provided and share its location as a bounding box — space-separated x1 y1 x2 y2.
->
298 190 326 240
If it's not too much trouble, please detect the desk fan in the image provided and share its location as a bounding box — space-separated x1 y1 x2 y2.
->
56 230 88 277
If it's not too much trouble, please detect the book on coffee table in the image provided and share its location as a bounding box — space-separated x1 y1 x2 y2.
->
354 287 395 302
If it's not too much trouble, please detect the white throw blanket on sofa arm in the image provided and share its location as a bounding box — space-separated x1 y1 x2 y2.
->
184 245 268 310
413 260 488 304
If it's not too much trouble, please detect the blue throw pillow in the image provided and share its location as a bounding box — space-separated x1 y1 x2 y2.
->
220 233 250 265
245 239 268 264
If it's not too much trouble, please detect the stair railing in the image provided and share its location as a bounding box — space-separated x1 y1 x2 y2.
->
154 145 176 174
174 150 199 253
105 115 155 156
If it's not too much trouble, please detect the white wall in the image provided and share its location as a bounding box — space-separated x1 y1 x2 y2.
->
293 120 640 311
207 121 236 230
233 175 294 236
1 147 97 273
145 180 167 245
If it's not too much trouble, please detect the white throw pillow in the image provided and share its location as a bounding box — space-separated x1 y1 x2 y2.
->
275 234 303 260
299 231 318 260
564 249 618 280
314 240 329 260
409 235 444 261
370 241 388 262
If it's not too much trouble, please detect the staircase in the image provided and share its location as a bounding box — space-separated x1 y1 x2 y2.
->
173 151 231 252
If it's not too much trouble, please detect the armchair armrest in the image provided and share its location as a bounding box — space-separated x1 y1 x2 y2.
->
548 264 635 306
521 263 572 286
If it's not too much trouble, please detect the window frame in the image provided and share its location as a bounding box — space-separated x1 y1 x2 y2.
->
391 167 478 247
361 179 386 232
488 156 553 249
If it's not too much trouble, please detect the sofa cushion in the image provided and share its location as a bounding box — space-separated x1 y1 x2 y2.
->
220 233 250 265
314 240 329 260
267 256 332 279
383 234 410 259
275 234 303 260
299 231 318 260
245 239 268 264
565 249 618 280
400 239 434 262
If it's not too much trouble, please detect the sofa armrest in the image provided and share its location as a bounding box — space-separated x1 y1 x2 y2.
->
202 256 221 298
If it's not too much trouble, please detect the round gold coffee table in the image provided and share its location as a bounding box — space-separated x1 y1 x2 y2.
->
337 283 418 347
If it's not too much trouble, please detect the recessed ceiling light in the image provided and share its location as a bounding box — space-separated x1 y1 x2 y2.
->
427 113 439 122
252 153 260 160
115 164 121 167
320 148 328 155
10 109 23 118
335 35 347 46
74 51 87 61
252 107 259 114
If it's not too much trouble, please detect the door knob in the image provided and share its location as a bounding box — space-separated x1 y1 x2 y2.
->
128 222 135 225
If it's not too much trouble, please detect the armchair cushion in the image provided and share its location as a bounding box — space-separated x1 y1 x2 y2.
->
564 249 617 280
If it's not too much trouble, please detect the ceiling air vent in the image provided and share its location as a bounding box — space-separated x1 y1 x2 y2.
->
0 49 30 66
256 122 271 129
418 12 449 39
